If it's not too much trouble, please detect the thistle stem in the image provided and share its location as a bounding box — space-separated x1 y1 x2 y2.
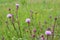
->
52 19 57 40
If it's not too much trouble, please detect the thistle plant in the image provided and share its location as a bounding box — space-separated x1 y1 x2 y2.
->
52 17 57 40
26 18 30 27
7 8 19 37
16 3 22 38
45 28 52 40
16 3 19 19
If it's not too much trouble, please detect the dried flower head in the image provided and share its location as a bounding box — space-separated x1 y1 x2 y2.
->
16 3 19 9
16 3 19 7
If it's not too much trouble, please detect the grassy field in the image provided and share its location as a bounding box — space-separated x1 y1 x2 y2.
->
0 0 60 40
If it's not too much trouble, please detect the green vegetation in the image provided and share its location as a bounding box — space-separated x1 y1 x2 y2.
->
0 0 60 40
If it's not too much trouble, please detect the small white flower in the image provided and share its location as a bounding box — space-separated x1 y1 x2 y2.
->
7 14 12 18
26 18 30 23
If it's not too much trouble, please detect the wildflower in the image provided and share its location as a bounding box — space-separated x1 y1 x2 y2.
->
16 3 19 9
7 14 12 18
26 18 30 23
45 28 52 36
45 28 52 40
16 3 19 7
45 31 51 36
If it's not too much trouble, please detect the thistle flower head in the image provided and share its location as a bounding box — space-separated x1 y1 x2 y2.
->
45 30 51 36
45 28 51 35
16 3 19 7
26 18 30 23
7 14 12 18
16 3 19 9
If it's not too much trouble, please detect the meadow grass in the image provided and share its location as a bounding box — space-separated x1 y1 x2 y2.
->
0 0 60 40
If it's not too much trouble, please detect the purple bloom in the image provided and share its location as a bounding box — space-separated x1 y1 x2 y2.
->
16 3 19 7
7 14 12 18
16 3 19 10
26 18 30 23
45 30 51 35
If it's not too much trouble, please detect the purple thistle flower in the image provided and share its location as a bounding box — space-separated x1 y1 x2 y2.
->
26 18 30 23
7 14 12 18
45 28 51 36
45 30 51 36
16 4 19 6
45 28 51 40
16 3 19 10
